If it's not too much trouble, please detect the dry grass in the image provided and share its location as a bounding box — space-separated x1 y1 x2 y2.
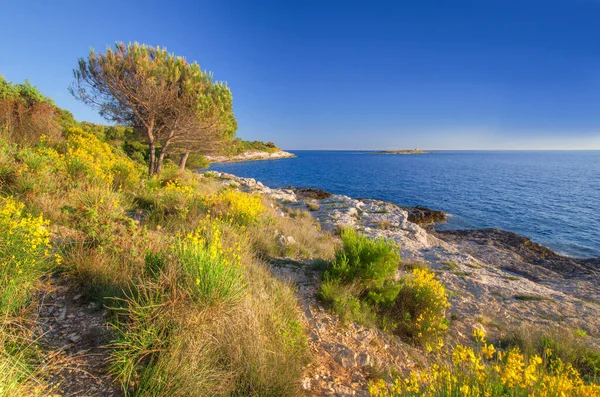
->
247 204 337 260
110 223 310 396
306 201 320 211
505 325 600 378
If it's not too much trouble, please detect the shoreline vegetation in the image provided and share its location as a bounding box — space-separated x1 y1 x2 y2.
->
2 42 600 397
205 149 296 163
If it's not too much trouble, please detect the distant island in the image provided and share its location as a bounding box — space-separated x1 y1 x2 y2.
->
374 148 430 154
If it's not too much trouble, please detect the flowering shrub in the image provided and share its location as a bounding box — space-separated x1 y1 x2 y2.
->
369 329 600 397
173 218 245 305
206 189 264 226
64 127 142 188
0 197 56 313
389 267 450 343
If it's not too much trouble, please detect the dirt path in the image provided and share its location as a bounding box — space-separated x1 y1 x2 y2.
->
37 275 122 397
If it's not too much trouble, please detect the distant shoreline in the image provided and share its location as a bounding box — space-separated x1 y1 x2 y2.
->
206 150 296 163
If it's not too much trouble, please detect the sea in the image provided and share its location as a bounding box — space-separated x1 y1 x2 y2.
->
209 150 600 258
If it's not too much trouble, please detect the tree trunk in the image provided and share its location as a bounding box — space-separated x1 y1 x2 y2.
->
155 144 169 175
146 121 157 175
148 141 156 175
179 151 190 171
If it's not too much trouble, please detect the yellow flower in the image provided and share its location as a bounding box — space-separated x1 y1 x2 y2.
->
481 343 496 359
472 328 486 343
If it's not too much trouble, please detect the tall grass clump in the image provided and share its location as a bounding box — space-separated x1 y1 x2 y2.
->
369 328 600 397
173 218 245 306
505 325 600 380
320 228 449 344
0 320 50 397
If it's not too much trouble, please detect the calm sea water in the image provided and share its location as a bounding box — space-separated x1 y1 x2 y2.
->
209 151 600 258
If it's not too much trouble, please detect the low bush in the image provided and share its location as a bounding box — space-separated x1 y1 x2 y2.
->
385 268 450 343
64 127 143 189
185 153 209 169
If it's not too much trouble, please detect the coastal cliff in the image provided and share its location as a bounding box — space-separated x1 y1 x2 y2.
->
205 149 296 163
204 170 600 395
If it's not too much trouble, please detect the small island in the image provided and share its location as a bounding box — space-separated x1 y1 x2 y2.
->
374 148 430 155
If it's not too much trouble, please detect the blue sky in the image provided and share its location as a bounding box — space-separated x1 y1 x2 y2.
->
1 0 599 149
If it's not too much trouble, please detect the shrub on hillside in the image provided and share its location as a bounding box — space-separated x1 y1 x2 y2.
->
0 77 62 145
385 268 450 343
185 152 209 169
0 197 56 314
325 228 400 288
64 127 142 189
206 189 264 226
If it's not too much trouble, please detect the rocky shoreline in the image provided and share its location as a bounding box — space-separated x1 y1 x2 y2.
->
202 170 600 394
204 170 600 336
205 149 296 163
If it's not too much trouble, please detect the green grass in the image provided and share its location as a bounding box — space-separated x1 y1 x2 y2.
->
514 294 546 301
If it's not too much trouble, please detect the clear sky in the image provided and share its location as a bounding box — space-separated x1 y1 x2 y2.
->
1 0 599 149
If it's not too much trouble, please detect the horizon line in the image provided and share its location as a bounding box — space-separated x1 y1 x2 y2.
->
282 148 600 152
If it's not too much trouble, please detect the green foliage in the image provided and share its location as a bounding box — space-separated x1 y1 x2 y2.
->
320 281 376 325
326 228 400 290
320 229 401 326
185 152 209 169
72 42 238 175
122 140 148 163
0 77 53 106
224 138 281 156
